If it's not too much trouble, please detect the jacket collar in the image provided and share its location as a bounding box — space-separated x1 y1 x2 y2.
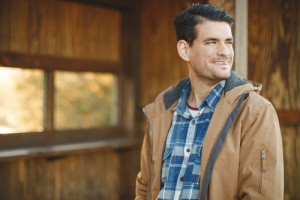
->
163 70 248 110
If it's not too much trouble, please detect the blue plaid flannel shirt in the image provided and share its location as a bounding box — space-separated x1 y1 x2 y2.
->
157 80 225 200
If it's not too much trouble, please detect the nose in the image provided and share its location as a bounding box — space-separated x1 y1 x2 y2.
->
217 43 232 56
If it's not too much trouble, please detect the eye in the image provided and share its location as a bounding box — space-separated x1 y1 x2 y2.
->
226 40 234 45
206 41 216 45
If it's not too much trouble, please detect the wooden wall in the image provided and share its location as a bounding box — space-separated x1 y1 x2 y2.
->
0 148 140 200
248 0 300 199
0 150 117 199
140 0 189 107
0 0 140 199
0 0 121 61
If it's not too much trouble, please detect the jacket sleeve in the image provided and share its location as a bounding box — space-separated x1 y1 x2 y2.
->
239 102 284 199
135 123 151 200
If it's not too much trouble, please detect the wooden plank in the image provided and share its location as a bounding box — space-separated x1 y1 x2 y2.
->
27 0 41 54
0 52 123 73
0 145 141 199
119 6 141 136
9 0 29 52
44 70 54 131
277 111 300 125
0 0 121 62
63 0 121 61
0 138 141 162
64 0 139 10
248 0 300 110
281 125 300 199
140 0 195 106
0 150 120 199
0 0 11 51
0 127 123 150
118 148 141 199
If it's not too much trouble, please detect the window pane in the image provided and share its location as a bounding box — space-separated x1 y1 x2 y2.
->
0 67 44 134
54 71 118 130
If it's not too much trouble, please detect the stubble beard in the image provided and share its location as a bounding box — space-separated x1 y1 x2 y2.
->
193 66 231 87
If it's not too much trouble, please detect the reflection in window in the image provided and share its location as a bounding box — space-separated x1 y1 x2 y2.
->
54 71 118 130
0 67 44 134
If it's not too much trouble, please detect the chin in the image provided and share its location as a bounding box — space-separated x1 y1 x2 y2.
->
215 69 231 80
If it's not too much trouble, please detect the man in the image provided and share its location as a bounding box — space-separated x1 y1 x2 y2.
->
136 4 283 200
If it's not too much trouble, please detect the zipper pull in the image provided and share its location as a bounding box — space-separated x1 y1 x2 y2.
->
262 149 266 172
262 149 266 158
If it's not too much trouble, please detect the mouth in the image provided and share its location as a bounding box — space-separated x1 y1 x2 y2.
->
211 57 231 66
213 61 230 65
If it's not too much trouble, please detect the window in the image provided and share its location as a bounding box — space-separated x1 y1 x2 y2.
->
0 66 118 134
0 67 44 133
54 71 118 130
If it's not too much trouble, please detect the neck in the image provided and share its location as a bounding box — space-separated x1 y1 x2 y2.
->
187 69 219 108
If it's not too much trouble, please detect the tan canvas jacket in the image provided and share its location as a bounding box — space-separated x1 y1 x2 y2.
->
135 71 284 200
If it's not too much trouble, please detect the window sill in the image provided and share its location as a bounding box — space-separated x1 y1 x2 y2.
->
0 137 141 162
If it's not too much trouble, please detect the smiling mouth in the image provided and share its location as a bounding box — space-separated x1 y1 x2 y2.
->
211 57 231 65
214 61 229 65
212 61 231 66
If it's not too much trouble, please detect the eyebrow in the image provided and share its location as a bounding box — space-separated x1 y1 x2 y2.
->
203 37 234 42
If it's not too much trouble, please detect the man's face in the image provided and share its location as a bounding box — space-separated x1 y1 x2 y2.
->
187 21 234 84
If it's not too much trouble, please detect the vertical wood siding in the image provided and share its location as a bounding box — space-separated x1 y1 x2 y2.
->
0 150 140 200
0 0 121 62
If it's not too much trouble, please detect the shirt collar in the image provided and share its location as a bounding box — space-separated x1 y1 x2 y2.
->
204 80 225 110
175 80 225 116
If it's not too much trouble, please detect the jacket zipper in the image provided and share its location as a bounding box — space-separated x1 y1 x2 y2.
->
260 149 266 193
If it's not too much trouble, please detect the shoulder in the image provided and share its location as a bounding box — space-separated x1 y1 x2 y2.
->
240 91 279 134
143 86 174 121
246 91 275 115
144 78 189 112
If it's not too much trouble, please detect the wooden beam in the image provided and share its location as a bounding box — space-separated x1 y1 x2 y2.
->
0 52 123 73
63 0 138 10
235 0 248 79
0 138 141 162
0 127 124 150
44 69 55 132
277 110 300 125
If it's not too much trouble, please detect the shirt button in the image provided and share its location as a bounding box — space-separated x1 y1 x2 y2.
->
180 176 184 181
191 120 195 125
186 148 191 153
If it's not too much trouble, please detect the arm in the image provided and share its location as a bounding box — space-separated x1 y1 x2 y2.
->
135 124 151 200
239 102 284 199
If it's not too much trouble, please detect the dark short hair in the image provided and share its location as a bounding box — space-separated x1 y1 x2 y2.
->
174 4 234 46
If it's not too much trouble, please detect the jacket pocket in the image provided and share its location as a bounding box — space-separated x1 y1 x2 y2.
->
161 148 173 184
259 149 267 193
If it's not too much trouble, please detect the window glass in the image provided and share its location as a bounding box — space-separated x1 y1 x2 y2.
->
54 71 118 130
0 67 44 134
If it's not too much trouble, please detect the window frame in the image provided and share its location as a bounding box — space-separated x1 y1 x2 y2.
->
0 0 140 151
0 52 124 147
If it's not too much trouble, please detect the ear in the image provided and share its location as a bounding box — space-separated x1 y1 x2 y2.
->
177 40 190 62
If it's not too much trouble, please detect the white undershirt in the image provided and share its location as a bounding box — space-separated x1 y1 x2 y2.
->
189 108 201 118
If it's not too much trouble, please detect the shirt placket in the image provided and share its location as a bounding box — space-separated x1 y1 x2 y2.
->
174 116 197 200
